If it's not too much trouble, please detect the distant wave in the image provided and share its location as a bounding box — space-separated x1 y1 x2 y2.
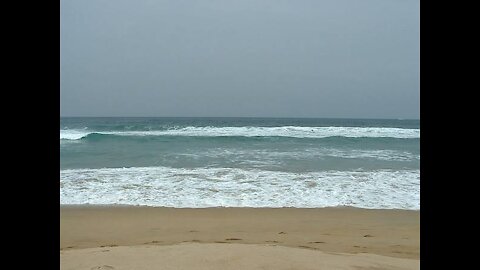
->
60 126 420 140
60 166 419 209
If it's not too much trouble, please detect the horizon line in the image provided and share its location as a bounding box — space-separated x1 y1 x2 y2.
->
60 116 420 120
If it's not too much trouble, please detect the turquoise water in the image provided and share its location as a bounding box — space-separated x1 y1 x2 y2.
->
60 117 419 209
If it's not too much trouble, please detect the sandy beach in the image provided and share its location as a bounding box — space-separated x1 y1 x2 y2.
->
60 206 419 269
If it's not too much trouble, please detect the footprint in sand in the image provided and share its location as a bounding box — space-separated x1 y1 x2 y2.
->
182 240 201 243
90 265 114 270
144 240 162 244
298 245 318 250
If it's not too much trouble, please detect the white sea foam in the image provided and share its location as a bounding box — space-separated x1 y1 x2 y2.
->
60 130 92 140
200 148 419 162
60 167 420 209
60 126 420 140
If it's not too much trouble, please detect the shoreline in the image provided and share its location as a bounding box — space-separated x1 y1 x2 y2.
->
60 204 420 210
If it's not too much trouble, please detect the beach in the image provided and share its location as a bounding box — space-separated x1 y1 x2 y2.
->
60 206 419 270
60 118 420 269
60 0 421 267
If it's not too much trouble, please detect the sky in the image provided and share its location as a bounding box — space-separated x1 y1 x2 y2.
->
60 0 419 119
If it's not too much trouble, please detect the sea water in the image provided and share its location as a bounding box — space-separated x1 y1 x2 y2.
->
60 117 419 209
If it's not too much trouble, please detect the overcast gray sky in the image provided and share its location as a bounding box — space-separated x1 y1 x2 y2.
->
60 0 419 119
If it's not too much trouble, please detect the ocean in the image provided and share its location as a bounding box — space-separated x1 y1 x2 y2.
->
60 117 420 209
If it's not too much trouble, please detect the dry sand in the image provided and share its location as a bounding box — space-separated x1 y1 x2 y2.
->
60 206 419 270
